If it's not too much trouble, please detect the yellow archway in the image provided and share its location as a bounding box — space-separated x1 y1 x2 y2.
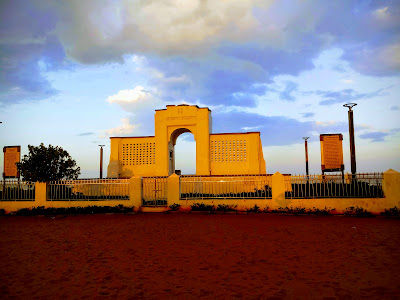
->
168 128 196 175
107 104 266 178
155 105 211 176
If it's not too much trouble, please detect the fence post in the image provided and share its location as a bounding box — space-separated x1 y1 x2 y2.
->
167 173 180 208
35 182 47 207
129 176 142 212
271 172 286 208
383 169 400 208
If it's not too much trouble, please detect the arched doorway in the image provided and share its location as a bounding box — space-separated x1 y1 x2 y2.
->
168 128 196 175
174 132 196 175
155 105 212 176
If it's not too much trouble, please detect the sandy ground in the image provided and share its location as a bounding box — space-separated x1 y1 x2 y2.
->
0 213 399 299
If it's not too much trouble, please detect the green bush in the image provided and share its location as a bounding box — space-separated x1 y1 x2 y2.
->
345 206 373 217
216 204 237 212
246 204 260 213
381 206 400 217
190 202 215 212
12 205 134 216
169 203 181 211
270 206 335 215
263 206 270 213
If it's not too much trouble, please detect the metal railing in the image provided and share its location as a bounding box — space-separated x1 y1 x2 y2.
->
0 180 35 201
142 177 168 206
285 173 384 199
48 179 129 201
180 175 272 200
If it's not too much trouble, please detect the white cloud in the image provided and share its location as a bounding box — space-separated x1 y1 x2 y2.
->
241 126 262 131
378 43 400 70
373 6 390 20
315 121 337 127
101 118 135 138
107 86 148 104
106 86 162 111
105 85 164 136
342 79 354 84
349 42 400 76
55 0 324 62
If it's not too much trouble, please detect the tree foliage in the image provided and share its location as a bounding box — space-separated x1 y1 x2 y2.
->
16 143 81 182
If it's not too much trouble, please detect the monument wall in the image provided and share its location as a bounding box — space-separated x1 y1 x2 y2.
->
107 105 266 178
210 132 266 175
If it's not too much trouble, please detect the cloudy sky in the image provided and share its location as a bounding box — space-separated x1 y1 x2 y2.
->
0 0 399 177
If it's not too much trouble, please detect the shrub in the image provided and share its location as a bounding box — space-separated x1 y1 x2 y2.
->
169 203 181 211
246 204 260 213
270 206 335 215
216 204 237 213
345 206 373 217
190 203 215 212
381 206 400 217
307 207 336 215
12 205 134 216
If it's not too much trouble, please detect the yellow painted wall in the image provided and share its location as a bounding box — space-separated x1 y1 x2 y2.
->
107 105 267 177
108 136 157 178
0 182 136 214
176 198 395 214
210 132 265 175
155 105 212 176
175 170 400 214
1 170 399 214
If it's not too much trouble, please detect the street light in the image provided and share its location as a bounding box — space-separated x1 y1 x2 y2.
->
302 137 310 176
98 145 105 179
343 103 357 178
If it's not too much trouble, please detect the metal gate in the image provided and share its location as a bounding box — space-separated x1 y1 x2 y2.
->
142 177 168 206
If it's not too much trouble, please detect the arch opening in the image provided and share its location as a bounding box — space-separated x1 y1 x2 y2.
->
169 128 196 175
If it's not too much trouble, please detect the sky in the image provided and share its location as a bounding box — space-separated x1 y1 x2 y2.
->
0 0 399 178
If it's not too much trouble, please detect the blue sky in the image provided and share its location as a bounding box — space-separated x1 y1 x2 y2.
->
0 0 399 177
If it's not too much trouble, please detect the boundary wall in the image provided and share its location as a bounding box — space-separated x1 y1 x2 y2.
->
1 170 399 215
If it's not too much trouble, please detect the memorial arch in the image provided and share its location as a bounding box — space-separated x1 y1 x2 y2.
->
169 128 196 175
107 105 266 178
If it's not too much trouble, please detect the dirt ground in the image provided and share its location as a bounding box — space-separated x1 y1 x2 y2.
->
0 213 399 299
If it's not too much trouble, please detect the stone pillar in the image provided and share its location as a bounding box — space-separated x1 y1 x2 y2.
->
383 169 400 208
271 172 286 208
35 182 47 207
167 173 180 207
129 176 143 212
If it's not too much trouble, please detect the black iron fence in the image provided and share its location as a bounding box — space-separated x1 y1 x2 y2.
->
47 179 130 201
0 180 35 201
180 175 272 200
285 173 384 199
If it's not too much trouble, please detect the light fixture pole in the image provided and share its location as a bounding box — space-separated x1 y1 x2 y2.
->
302 137 310 176
98 145 105 179
343 103 357 178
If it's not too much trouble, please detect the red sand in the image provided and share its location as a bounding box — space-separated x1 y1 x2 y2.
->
1 213 399 299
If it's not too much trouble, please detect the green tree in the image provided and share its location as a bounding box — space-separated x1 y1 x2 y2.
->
16 143 81 182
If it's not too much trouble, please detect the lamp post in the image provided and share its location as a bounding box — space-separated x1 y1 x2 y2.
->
98 145 105 179
343 103 357 178
302 137 310 176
